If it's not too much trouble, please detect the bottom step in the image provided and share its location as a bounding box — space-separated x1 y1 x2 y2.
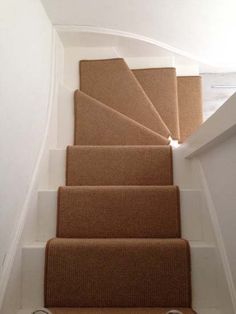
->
45 238 191 308
18 308 221 314
21 242 221 309
49 308 196 314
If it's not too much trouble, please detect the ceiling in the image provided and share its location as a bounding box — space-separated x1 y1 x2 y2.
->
41 0 236 71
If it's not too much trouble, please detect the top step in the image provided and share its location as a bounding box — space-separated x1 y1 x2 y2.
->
79 58 170 138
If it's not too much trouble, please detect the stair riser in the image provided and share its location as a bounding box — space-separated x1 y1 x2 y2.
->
66 146 172 186
49 147 172 189
57 85 74 148
21 243 220 309
48 149 65 189
37 190 203 242
57 186 181 238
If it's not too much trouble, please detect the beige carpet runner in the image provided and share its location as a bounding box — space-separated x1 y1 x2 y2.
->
45 58 202 314
177 76 203 142
57 186 180 238
74 91 169 146
49 309 196 314
132 68 180 140
79 58 170 137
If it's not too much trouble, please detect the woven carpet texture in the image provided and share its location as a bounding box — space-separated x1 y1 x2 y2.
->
133 68 180 140
57 186 181 238
45 238 191 308
44 58 202 313
177 76 203 142
66 145 173 186
74 90 169 146
80 59 170 137
49 308 197 314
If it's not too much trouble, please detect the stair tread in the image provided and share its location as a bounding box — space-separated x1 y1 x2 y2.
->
57 185 180 238
66 145 173 186
79 58 170 137
45 238 191 308
74 91 169 145
133 68 180 140
177 76 203 142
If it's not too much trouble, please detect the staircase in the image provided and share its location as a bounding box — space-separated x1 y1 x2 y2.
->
43 58 202 313
18 57 208 314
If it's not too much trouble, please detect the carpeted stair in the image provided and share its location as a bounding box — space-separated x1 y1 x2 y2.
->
57 186 180 238
74 91 169 146
177 76 203 142
45 239 191 307
49 309 196 314
79 58 170 137
45 58 203 314
66 145 173 186
132 68 180 140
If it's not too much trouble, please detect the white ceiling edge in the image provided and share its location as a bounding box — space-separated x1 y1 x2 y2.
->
55 25 236 73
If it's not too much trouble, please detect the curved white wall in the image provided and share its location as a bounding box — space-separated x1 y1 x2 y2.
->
41 0 236 69
0 0 53 285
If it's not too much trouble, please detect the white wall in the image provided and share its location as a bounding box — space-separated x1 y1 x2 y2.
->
183 93 236 311
199 134 236 289
201 73 236 120
41 0 236 70
0 0 53 305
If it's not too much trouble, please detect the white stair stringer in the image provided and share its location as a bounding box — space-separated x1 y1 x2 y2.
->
48 149 66 189
20 241 221 312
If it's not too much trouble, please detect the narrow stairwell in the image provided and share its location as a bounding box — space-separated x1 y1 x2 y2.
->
42 58 203 314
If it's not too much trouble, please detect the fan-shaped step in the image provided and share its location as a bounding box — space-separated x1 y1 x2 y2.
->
79 58 170 137
133 68 180 140
57 186 180 238
66 146 173 186
45 238 191 308
49 308 196 314
177 76 203 142
74 91 169 145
